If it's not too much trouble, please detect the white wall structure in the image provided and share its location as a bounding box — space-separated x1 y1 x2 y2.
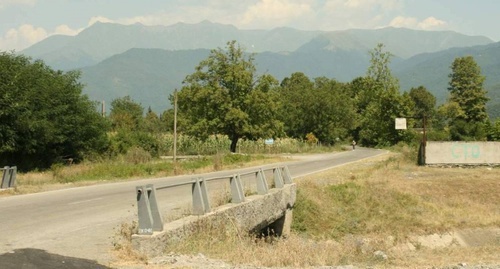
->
425 141 500 165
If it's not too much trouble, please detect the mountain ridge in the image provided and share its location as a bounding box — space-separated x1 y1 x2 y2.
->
15 21 499 118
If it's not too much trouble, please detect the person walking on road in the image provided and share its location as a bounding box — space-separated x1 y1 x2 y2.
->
352 140 356 150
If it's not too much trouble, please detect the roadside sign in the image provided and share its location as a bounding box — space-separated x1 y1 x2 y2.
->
264 138 274 145
395 118 407 130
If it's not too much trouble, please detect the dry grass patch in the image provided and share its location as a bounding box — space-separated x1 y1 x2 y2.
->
143 150 499 268
4 155 289 196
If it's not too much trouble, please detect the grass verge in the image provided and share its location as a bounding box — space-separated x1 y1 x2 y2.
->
2 153 292 195
120 147 500 268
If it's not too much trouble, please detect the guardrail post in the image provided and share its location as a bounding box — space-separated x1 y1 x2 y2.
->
273 167 284 188
256 168 268 195
147 184 163 232
8 166 17 188
1 166 8 189
282 165 293 184
230 174 245 203
1 166 17 189
192 177 210 215
136 184 163 235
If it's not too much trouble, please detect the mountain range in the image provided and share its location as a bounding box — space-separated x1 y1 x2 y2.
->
19 21 500 118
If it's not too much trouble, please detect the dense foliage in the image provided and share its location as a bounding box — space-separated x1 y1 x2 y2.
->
177 41 283 152
439 56 490 140
0 52 109 170
3 41 500 171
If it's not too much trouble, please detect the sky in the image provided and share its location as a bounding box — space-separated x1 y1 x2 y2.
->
0 0 498 51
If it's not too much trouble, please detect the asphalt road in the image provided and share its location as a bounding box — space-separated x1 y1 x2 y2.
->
0 148 385 267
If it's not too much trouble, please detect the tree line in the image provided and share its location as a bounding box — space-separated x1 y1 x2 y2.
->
1 41 498 170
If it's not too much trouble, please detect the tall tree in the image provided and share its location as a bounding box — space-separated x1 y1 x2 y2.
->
357 44 413 146
443 56 489 140
279 72 314 139
177 41 283 152
448 56 488 123
0 52 109 170
409 86 436 119
279 74 356 144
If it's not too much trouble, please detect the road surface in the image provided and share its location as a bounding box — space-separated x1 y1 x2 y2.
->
0 148 385 267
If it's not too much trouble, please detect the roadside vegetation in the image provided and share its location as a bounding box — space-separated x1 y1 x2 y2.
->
135 146 499 268
2 41 500 175
4 138 340 195
2 41 500 268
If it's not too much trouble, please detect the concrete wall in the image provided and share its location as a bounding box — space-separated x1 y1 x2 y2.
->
426 141 500 165
132 183 296 258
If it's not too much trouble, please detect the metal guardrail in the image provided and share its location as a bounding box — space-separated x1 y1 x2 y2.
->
1 166 17 189
135 165 292 235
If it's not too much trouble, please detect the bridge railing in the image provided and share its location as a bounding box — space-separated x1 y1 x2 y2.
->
135 165 292 235
1 166 17 189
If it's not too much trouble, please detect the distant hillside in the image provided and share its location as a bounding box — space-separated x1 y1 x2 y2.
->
80 47 375 113
394 41 500 118
79 42 500 119
22 21 322 70
80 48 210 112
16 21 499 118
299 27 492 59
20 21 492 71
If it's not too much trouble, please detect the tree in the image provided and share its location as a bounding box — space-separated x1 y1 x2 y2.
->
109 96 144 131
177 41 283 152
279 72 314 139
445 56 489 140
279 73 356 144
448 56 489 122
108 97 163 156
409 86 436 119
144 107 162 133
0 52 109 170
356 44 413 146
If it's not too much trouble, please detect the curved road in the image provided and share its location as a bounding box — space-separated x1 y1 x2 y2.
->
0 148 385 266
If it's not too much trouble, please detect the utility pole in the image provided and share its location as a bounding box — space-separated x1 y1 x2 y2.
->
422 115 427 164
173 89 178 163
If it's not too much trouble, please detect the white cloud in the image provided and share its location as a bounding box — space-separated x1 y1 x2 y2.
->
321 0 402 30
88 16 115 26
0 24 46 51
0 23 82 51
418 16 447 30
240 0 314 27
54 24 81 36
343 0 402 10
390 16 448 30
389 16 418 28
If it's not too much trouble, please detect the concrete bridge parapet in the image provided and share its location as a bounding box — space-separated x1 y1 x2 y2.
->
132 183 296 257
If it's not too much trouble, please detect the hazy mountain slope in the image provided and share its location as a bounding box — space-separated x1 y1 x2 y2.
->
298 27 492 59
80 48 210 113
80 45 390 113
21 21 322 70
395 42 500 99
20 22 492 71
79 41 500 119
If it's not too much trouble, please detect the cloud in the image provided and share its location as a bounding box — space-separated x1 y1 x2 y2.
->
320 0 403 30
240 0 313 27
0 24 46 51
0 23 82 51
389 16 418 28
389 16 448 30
343 0 402 10
0 0 36 9
418 17 447 30
88 16 115 26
